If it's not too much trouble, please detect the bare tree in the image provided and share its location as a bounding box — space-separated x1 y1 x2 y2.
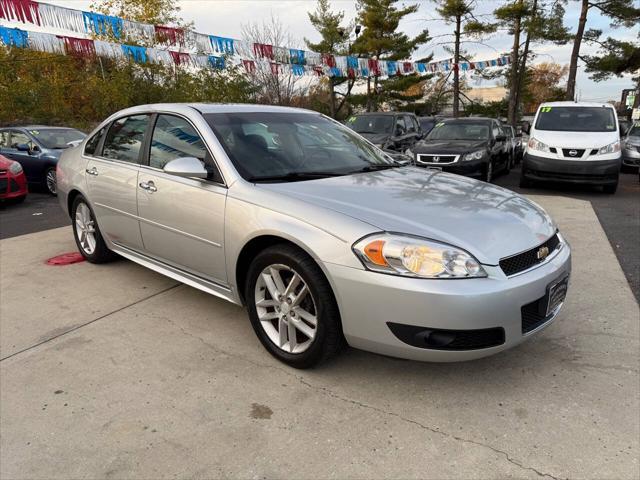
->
241 15 307 106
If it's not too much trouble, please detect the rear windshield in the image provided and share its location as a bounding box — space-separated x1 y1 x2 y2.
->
535 107 616 132
29 128 85 149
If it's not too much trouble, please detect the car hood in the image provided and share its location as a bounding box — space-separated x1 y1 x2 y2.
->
258 167 556 265
532 130 617 148
413 139 487 154
356 132 390 145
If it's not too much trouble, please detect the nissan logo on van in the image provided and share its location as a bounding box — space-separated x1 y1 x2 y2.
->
568 150 578 156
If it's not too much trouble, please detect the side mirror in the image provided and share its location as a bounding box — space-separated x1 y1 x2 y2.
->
521 122 531 134
495 134 507 142
163 157 208 179
395 127 404 137
16 143 30 152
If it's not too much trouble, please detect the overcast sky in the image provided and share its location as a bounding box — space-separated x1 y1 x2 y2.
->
26 1 640 100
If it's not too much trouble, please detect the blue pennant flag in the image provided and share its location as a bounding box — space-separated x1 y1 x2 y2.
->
209 36 234 54
292 64 305 76
208 55 225 69
416 63 426 73
387 61 397 76
330 67 341 77
461 62 469 71
121 44 147 63
289 49 305 65
346 56 358 69
361 67 369 77
82 12 123 39
0 26 28 48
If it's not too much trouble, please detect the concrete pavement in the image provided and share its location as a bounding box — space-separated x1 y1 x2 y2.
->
1 195 638 479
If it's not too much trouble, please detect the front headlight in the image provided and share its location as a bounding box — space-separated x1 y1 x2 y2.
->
528 137 551 153
463 149 485 161
598 141 621 154
353 233 487 279
8 161 22 174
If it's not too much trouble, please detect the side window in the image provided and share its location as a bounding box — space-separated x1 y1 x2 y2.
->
410 116 420 133
102 115 150 163
9 131 32 149
150 114 222 183
0 131 9 148
84 127 106 156
492 122 501 139
149 115 207 169
404 115 416 133
395 116 406 135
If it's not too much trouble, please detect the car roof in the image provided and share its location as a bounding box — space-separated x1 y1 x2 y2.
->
350 112 401 116
1 125 79 130
538 101 615 108
442 117 494 123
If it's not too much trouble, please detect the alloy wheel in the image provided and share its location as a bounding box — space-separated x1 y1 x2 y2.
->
254 264 317 354
75 202 97 255
46 168 57 194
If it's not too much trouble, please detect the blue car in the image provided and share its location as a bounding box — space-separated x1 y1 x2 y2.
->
0 126 85 195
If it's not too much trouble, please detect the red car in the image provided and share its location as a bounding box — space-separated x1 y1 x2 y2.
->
0 154 28 202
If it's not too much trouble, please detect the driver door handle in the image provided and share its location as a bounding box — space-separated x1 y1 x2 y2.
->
139 180 157 193
86 167 98 176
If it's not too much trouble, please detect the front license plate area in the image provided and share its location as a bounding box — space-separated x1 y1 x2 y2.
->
546 275 569 316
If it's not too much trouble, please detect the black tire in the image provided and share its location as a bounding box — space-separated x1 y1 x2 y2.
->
71 195 117 263
602 182 618 194
245 244 344 369
44 167 57 196
484 160 493 183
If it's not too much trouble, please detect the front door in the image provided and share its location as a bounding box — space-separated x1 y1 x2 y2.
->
85 114 150 251
136 114 228 284
0 130 41 183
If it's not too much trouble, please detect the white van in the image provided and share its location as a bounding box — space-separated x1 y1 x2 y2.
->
521 101 621 193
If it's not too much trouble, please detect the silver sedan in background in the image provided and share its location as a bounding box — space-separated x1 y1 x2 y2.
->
57 104 571 368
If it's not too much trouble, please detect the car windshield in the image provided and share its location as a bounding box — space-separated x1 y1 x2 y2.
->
345 115 394 134
204 112 396 182
28 128 85 149
628 125 640 137
426 122 490 141
535 107 616 132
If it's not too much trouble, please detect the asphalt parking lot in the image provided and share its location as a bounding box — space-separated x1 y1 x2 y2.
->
1 169 639 479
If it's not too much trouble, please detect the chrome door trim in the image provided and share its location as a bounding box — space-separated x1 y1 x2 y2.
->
94 202 222 248
111 242 239 305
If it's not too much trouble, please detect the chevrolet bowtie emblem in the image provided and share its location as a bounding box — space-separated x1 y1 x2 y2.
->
537 246 550 260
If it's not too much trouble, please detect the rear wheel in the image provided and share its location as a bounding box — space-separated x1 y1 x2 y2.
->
245 244 343 368
71 195 117 263
44 167 57 195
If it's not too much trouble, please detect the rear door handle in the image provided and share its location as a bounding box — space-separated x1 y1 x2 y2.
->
86 167 98 176
139 180 157 193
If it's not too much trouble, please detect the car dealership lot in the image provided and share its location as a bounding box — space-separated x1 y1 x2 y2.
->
1 192 638 479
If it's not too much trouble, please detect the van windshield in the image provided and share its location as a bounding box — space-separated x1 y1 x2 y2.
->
535 107 616 132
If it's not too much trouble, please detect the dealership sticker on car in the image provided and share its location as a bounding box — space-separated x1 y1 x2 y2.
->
546 275 569 316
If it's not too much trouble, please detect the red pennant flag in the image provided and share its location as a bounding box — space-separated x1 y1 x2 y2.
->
253 43 274 60
322 54 336 68
243 59 256 73
169 50 190 65
60 36 96 58
270 62 279 75
155 25 185 46
0 0 40 24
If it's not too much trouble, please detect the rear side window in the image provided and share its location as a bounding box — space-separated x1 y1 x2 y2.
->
84 127 105 156
103 115 150 163
0 131 9 148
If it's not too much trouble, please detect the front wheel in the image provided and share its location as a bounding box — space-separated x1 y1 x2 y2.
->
245 244 344 369
71 195 117 263
484 160 493 183
44 167 57 195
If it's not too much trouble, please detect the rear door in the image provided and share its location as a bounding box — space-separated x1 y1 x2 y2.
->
136 113 228 283
85 115 149 251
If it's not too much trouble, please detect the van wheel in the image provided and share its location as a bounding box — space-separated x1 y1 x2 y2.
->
71 195 117 263
245 244 344 369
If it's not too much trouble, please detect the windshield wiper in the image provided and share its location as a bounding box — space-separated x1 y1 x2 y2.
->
350 163 402 174
247 171 347 183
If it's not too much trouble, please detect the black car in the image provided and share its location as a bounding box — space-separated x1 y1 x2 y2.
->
345 112 422 152
407 117 510 182
0 126 85 195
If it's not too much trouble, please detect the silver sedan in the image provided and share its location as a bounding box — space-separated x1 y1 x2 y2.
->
57 104 571 368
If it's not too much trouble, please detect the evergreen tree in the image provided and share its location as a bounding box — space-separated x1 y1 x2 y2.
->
351 0 429 112
565 0 640 100
431 0 495 117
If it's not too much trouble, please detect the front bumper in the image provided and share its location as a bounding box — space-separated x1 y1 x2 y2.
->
415 158 485 178
522 152 620 185
0 172 28 200
622 147 640 168
325 241 571 362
